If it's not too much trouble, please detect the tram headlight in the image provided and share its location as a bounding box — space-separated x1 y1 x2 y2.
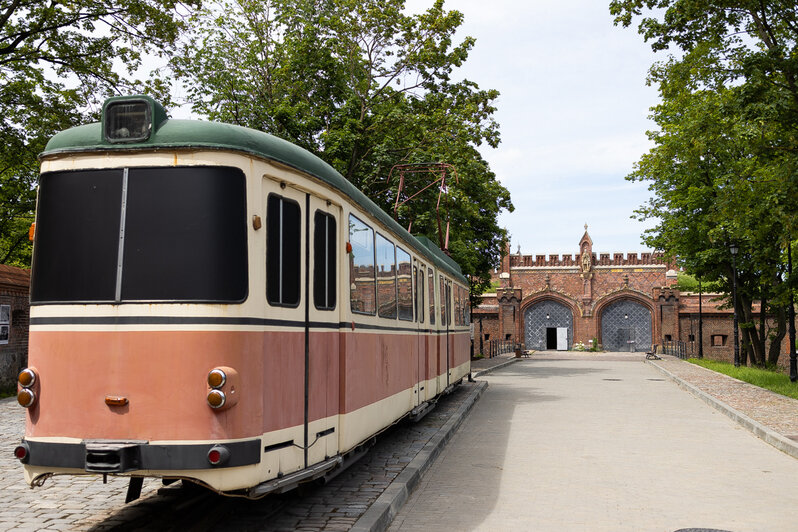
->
207 389 226 409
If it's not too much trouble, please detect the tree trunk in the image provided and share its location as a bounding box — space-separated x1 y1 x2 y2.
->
758 297 767 367
768 306 787 367
741 297 763 366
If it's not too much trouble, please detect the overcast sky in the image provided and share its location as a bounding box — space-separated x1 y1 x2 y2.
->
406 0 665 256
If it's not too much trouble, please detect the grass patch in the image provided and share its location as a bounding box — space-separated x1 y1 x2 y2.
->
688 358 798 400
0 388 16 400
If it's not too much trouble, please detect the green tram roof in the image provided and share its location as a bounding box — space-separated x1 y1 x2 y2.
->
42 97 465 284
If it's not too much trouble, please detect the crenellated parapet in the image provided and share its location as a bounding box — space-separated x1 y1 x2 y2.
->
509 251 665 269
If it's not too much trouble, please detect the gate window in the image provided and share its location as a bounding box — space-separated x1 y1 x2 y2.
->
313 211 336 310
376 233 397 319
397 247 412 321
349 214 376 315
267 194 301 307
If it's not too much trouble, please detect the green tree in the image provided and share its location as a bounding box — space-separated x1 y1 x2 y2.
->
0 0 200 266
612 0 798 365
170 0 512 298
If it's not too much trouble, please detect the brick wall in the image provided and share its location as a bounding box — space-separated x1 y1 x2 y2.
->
0 264 31 390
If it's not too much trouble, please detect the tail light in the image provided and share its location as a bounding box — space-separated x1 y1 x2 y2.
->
207 389 226 409
17 368 38 408
14 443 30 463
205 367 239 412
207 445 230 466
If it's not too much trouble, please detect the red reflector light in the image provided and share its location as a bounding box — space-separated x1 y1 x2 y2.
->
207 445 230 466
208 449 221 465
14 445 28 462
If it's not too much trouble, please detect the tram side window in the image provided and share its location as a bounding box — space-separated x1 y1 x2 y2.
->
376 234 397 319
267 194 301 307
313 211 336 310
464 286 471 323
454 285 461 326
397 248 412 321
428 268 436 325
447 281 452 325
440 276 447 325
415 265 425 323
349 215 376 315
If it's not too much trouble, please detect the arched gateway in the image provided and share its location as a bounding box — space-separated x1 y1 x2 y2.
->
600 299 652 352
524 300 573 351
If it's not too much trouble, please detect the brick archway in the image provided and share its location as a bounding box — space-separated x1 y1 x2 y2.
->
522 296 577 351
596 296 654 352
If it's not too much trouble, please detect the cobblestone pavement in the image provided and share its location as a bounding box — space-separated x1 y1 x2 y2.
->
0 380 480 531
649 355 798 444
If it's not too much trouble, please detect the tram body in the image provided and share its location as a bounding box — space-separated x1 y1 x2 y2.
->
15 96 471 497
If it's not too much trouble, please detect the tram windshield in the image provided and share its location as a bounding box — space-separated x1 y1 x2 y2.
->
31 166 248 304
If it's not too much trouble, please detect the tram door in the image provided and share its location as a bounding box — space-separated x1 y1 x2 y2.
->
306 194 340 466
440 275 451 388
414 262 428 404
264 181 338 470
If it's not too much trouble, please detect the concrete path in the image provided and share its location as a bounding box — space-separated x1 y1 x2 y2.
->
389 355 798 532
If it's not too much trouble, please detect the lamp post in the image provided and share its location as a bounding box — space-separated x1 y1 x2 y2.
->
730 243 740 367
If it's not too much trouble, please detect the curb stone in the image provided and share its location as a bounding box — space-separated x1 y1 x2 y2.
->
350 380 489 532
472 357 520 378
646 359 798 460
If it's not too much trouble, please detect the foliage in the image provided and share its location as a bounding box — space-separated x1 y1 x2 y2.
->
689 358 798 400
676 272 724 293
0 0 201 266
169 0 513 301
611 0 798 366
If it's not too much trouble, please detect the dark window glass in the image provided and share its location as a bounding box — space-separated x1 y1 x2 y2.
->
376 233 397 319
397 248 412 321
463 288 471 325
440 276 447 325
428 268 436 325
32 167 248 303
313 211 336 310
418 267 425 323
349 215 375 315
267 194 301 306
32 169 123 302
122 167 247 301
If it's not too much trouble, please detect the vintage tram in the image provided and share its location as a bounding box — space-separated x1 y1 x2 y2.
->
13 95 471 500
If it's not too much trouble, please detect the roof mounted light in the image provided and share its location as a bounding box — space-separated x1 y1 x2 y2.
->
102 95 168 144
104 99 151 143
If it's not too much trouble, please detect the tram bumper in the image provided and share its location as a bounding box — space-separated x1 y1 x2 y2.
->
17 438 261 473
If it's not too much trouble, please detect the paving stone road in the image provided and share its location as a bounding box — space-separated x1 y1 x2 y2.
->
389 356 798 532
0 380 481 532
